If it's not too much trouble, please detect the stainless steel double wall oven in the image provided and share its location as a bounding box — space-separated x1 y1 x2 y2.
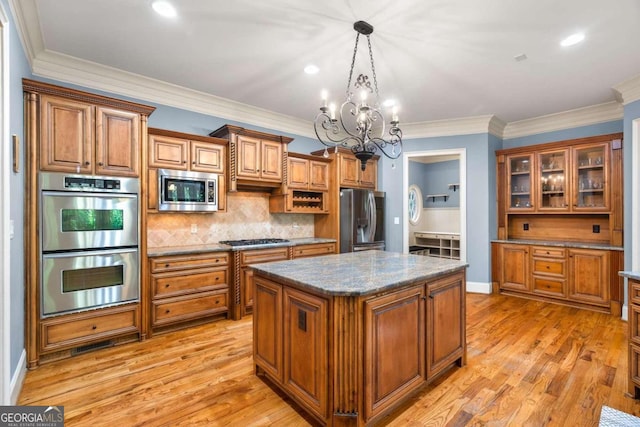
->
39 172 140 317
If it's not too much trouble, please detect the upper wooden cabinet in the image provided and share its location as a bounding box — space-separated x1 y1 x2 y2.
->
148 129 226 174
339 152 377 189
34 87 154 177
270 153 331 214
209 125 293 192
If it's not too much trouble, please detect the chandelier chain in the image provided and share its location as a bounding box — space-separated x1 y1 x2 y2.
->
366 35 380 101
346 33 361 96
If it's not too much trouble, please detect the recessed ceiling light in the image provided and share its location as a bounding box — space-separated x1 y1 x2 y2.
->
304 64 319 74
560 32 585 47
152 1 177 18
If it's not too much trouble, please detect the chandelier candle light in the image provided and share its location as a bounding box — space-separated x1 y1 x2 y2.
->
314 21 403 171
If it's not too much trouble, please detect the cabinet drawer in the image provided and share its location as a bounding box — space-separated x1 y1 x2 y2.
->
532 276 566 298
630 280 640 306
532 258 565 276
152 268 228 298
531 246 565 258
40 305 139 353
292 243 335 258
631 344 640 387
150 252 229 273
153 291 228 326
630 304 640 345
240 247 289 265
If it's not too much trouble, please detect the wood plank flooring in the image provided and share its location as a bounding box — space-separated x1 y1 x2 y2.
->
18 293 640 426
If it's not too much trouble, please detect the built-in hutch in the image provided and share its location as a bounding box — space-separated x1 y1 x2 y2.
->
492 133 624 315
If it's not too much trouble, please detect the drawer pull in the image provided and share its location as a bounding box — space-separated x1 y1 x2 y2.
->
215 277 219 281
165 263 170 268
215 299 220 304
165 284 170 288
215 259 219 263
546 266 550 269
165 309 170 314
92 325 97 330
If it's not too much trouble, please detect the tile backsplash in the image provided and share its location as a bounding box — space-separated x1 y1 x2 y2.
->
147 192 314 248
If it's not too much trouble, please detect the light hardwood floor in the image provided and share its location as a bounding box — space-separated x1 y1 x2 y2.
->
18 293 640 426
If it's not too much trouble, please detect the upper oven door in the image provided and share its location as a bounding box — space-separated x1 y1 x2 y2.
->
41 191 139 252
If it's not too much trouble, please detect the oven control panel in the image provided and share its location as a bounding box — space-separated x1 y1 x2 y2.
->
64 176 121 191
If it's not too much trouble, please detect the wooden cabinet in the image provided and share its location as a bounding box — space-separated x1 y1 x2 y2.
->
506 153 534 212
572 143 609 211
495 242 618 313
500 244 530 292
254 276 283 381
39 304 140 354
209 124 293 192
627 278 640 398
567 248 609 307
339 152 377 189
364 285 425 420
270 153 331 214
412 232 460 259
147 128 228 213
283 287 329 420
149 252 230 332
537 149 569 211
38 92 150 177
238 247 290 317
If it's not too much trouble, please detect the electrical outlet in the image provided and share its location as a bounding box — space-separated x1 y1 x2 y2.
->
523 223 529 231
190 224 198 234
394 217 400 225
592 224 600 233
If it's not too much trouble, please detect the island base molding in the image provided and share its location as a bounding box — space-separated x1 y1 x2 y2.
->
253 269 467 426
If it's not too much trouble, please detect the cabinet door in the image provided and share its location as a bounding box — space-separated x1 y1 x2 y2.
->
287 157 309 189
339 155 360 187
283 287 328 420
149 134 189 170
364 285 425 421
426 272 465 379
95 107 140 177
39 95 93 173
537 149 569 211
506 154 534 212
309 160 329 191
500 244 530 292
359 159 377 189
253 276 283 382
236 135 261 178
191 141 224 173
572 143 609 212
568 248 609 306
261 140 283 182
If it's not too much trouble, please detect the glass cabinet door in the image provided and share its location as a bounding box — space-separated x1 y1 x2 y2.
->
537 149 568 211
507 154 534 211
573 143 609 211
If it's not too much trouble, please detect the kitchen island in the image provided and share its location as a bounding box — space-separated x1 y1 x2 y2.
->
250 250 467 426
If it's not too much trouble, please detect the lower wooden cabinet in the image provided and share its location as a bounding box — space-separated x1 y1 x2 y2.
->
291 242 336 259
495 242 620 313
628 278 640 398
239 247 289 317
149 252 230 332
40 304 140 354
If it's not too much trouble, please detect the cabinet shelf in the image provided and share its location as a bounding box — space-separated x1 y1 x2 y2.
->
412 232 460 260
425 194 449 202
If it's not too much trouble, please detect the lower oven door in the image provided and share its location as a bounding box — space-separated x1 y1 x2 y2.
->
41 247 139 317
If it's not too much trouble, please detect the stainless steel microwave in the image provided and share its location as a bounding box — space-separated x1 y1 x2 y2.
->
158 169 218 212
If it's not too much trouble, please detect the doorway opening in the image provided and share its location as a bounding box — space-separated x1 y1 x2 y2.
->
402 149 467 265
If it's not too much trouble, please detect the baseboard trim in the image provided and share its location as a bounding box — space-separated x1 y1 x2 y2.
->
467 281 492 294
622 304 628 322
10 349 26 405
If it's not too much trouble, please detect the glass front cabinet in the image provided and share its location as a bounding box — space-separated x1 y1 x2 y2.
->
572 143 609 211
537 149 569 211
506 154 534 212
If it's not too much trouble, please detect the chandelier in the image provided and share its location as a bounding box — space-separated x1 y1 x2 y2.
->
314 21 403 171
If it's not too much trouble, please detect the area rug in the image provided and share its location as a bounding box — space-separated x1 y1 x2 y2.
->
599 405 640 426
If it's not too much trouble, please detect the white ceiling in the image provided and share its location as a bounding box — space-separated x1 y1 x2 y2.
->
14 0 640 132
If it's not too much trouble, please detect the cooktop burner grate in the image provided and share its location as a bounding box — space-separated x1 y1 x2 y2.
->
219 238 290 247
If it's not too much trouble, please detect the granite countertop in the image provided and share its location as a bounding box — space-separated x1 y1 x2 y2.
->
619 271 640 281
147 237 336 257
250 250 468 297
491 239 623 251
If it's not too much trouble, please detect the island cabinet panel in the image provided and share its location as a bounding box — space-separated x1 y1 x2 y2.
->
239 247 290 317
426 272 466 379
283 287 329 420
363 286 425 421
253 277 283 382
628 279 640 398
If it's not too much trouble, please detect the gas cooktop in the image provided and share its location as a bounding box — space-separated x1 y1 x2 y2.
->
219 238 290 247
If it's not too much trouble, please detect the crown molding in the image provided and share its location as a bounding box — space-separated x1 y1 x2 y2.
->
402 115 500 140
7 0 41 69
614 73 640 105
502 101 623 140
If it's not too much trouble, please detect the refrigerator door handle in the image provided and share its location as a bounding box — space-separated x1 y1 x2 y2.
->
368 191 376 242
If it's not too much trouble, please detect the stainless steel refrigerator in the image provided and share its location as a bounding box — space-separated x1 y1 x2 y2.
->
339 189 385 252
